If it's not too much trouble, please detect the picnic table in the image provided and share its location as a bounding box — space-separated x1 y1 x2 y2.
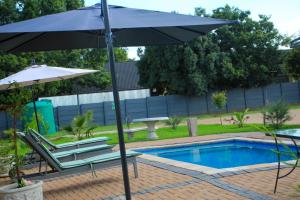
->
272 129 300 193
132 117 169 139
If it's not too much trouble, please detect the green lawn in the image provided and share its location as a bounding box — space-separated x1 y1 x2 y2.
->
7 123 300 156
49 123 300 145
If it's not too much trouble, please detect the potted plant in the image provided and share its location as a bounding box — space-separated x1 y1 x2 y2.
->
0 84 43 200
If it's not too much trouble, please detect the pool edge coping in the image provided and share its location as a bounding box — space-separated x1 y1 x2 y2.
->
132 137 296 175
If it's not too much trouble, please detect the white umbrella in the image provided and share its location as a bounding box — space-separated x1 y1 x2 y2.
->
0 64 99 133
0 64 98 91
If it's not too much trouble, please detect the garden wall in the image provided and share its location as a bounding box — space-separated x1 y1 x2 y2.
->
1 81 300 135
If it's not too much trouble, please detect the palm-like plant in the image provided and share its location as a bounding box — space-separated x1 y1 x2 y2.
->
262 101 291 129
63 111 97 140
165 117 182 130
232 108 250 128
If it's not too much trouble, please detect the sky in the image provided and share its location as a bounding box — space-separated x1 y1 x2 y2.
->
85 0 300 59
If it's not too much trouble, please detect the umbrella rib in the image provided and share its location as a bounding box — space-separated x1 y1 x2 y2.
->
150 27 184 43
176 26 206 35
0 33 26 44
7 32 46 53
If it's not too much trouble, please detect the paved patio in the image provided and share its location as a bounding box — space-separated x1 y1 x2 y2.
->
1 132 300 200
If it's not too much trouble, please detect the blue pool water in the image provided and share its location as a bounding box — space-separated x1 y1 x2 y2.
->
136 140 297 169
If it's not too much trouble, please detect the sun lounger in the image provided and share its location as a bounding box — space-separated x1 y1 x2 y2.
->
30 129 110 152
18 132 114 162
19 132 140 180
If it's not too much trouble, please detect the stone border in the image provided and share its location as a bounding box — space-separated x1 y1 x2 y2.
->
132 137 295 174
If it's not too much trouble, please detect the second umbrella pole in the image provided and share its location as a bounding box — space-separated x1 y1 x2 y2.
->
31 87 41 133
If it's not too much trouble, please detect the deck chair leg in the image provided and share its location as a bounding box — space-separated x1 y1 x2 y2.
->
133 159 138 178
38 157 42 173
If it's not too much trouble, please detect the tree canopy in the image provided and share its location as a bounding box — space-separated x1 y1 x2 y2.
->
137 5 288 96
285 48 300 80
0 0 128 97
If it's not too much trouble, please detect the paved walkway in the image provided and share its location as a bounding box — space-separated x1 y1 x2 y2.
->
1 132 300 200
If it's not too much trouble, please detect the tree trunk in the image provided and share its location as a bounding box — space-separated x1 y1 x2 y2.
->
13 114 21 187
219 115 223 125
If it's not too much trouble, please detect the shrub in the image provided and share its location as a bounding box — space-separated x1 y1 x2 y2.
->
165 117 182 130
0 141 12 175
211 91 227 125
263 101 291 129
24 112 50 134
64 111 97 139
0 83 32 187
230 108 250 128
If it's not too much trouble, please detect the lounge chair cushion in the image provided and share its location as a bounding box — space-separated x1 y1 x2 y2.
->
52 144 113 158
60 151 141 169
30 129 110 149
55 137 110 148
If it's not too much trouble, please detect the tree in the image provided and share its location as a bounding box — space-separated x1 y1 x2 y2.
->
0 0 19 25
138 36 232 96
0 84 32 187
138 5 288 96
263 101 291 129
210 5 286 87
0 0 129 98
285 48 300 79
211 91 227 125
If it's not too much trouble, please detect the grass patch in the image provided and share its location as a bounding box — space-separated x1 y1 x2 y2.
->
47 123 300 145
5 123 300 156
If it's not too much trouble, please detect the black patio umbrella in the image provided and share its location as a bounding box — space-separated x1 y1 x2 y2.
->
0 1 236 199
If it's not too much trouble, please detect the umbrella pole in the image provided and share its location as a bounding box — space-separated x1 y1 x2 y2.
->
32 88 41 133
102 1 132 200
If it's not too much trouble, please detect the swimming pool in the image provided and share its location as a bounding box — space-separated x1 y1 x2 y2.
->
136 139 296 169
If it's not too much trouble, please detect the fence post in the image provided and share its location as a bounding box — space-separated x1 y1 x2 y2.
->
5 112 9 130
186 96 190 117
102 102 106 126
262 86 266 106
243 88 247 109
165 96 169 117
145 97 149 118
279 82 283 99
205 93 209 114
124 99 127 120
55 107 60 130
298 81 300 103
76 92 81 115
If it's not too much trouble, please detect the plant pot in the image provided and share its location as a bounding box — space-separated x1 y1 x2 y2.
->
0 181 43 200
0 157 11 178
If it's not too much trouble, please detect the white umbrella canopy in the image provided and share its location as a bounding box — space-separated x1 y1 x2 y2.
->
0 64 99 90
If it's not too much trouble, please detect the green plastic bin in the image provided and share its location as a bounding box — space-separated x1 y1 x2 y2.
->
23 99 56 134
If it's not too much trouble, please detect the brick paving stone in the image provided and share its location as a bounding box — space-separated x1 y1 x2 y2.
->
222 168 300 200
133 182 247 200
1 132 299 200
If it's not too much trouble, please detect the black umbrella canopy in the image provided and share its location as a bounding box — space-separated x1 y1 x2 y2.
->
0 3 236 53
0 2 237 199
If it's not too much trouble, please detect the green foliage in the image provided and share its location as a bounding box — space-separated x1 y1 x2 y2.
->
0 83 31 187
263 101 291 129
138 5 287 95
212 91 227 110
0 141 12 175
165 117 182 130
212 91 227 125
24 112 50 135
286 48 300 79
63 111 97 140
0 0 129 97
230 108 250 128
